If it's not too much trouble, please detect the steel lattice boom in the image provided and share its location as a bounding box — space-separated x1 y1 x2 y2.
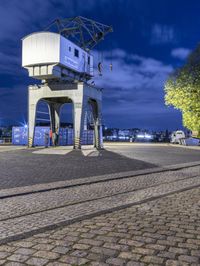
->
45 16 113 51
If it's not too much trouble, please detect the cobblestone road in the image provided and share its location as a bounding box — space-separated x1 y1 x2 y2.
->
1 183 200 265
0 143 199 189
0 148 156 189
0 144 199 265
0 165 200 221
0 166 200 258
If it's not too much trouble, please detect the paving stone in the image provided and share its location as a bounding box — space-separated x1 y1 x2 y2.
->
59 255 89 265
90 247 118 257
146 244 166 251
80 233 96 239
70 250 88 258
191 250 200 257
96 236 118 243
119 239 143 247
178 255 199 263
141 255 164 264
7 254 29 262
46 262 69 266
103 242 129 251
4 263 27 266
90 262 109 266
51 240 73 247
178 242 199 250
0 246 16 253
14 248 35 256
132 247 155 255
0 251 10 259
106 257 127 265
78 238 103 247
126 262 145 266
33 244 54 251
11 242 35 248
52 246 69 254
157 251 176 259
118 252 142 260
34 251 60 260
169 247 188 255
166 260 189 266
26 257 49 266
87 252 106 262
73 243 90 250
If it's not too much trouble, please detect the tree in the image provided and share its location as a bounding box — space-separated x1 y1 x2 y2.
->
164 44 200 137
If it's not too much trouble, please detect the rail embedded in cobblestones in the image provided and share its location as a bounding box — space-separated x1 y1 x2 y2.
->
0 166 200 222
0 160 200 199
0 166 200 245
1 186 200 265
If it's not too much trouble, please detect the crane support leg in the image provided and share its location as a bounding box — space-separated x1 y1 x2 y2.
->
73 98 86 149
48 103 62 134
27 82 102 149
94 101 103 149
28 91 38 148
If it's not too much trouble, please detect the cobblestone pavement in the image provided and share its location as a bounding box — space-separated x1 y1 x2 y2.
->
0 166 199 248
0 165 200 221
0 144 199 189
1 183 200 265
0 144 199 265
0 148 156 189
105 144 200 166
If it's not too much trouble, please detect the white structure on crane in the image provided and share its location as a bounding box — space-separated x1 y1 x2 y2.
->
22 16 112 149
22 32 94 81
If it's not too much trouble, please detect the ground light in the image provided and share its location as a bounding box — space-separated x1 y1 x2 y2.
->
137 133 153 140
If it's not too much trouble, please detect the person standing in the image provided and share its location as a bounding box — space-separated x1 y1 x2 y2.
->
44 131 49 148
49 129 53 146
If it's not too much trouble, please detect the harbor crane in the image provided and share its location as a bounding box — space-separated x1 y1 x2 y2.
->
22 16 113 149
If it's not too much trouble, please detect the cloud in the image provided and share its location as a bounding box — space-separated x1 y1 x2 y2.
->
171 47 191 60
150 24 176 45
93 48 173 94
90 49 175 128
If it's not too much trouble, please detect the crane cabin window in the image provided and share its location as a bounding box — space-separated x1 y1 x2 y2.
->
88 56 90 65
74 48 79 58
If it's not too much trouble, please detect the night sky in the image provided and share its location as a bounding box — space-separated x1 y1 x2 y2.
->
0 0 200 130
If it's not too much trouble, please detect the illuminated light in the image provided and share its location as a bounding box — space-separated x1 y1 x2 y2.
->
137 134 145 138
24 124 28 128
119 136 126 140
145 134 152 139
137 134 153 139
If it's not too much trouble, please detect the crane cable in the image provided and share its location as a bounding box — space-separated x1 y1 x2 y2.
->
110 49 113 71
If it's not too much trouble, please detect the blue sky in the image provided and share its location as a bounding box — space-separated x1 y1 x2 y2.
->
0 0 199 130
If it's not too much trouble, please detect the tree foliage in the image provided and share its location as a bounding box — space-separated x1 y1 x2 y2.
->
164 44 200 137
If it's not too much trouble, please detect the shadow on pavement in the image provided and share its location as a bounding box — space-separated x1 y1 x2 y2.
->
0 149 157 189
